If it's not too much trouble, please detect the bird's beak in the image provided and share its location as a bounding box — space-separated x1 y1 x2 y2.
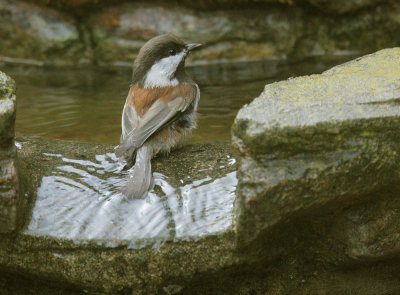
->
186 43 202 51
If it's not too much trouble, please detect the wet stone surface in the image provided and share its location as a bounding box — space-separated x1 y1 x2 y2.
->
0 71 18 233
0 136 240 293
16 136 237 247
232 48 400 253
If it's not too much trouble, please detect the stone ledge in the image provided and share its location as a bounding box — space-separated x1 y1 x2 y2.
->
1 136 239 293
232 48 400 255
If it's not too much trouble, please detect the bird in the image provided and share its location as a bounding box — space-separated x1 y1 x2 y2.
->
115 34 201 199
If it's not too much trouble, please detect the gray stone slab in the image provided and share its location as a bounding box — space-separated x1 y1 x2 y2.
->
232 48 400 248
0 136 238 293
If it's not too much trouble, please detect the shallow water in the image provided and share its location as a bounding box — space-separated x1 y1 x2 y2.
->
2 56 354 144
23 142 236 248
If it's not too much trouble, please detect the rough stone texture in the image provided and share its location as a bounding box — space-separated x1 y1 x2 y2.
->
1 0 400 65
308 0 380 13
232 48 400 257
0 72 16 146
0 232 238 294
26 0 391 14
0 0 81 66
0 71 19 233
88 4 304 65
0 136 241 294
336 187 400 262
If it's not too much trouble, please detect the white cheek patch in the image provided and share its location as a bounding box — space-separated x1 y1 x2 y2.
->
144 50 186 88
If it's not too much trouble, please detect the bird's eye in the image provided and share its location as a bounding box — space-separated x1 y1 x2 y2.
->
168 49 176 56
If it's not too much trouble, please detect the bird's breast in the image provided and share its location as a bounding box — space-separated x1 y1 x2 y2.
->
127 84 196 117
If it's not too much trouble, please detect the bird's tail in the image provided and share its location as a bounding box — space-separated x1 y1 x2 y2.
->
123 145 153 199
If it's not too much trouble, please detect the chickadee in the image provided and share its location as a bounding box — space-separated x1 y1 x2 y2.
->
116 34 201 199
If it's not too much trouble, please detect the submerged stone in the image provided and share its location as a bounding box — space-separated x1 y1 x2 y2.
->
232 48 400 257
1 136 239 293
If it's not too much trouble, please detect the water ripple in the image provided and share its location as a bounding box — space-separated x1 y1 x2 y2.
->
26 153 237 248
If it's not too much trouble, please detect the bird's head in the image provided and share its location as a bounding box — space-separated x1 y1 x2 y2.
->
132 34 201 88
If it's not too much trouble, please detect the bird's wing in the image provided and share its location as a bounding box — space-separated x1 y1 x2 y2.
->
121 102 139 141
116 83 197 160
